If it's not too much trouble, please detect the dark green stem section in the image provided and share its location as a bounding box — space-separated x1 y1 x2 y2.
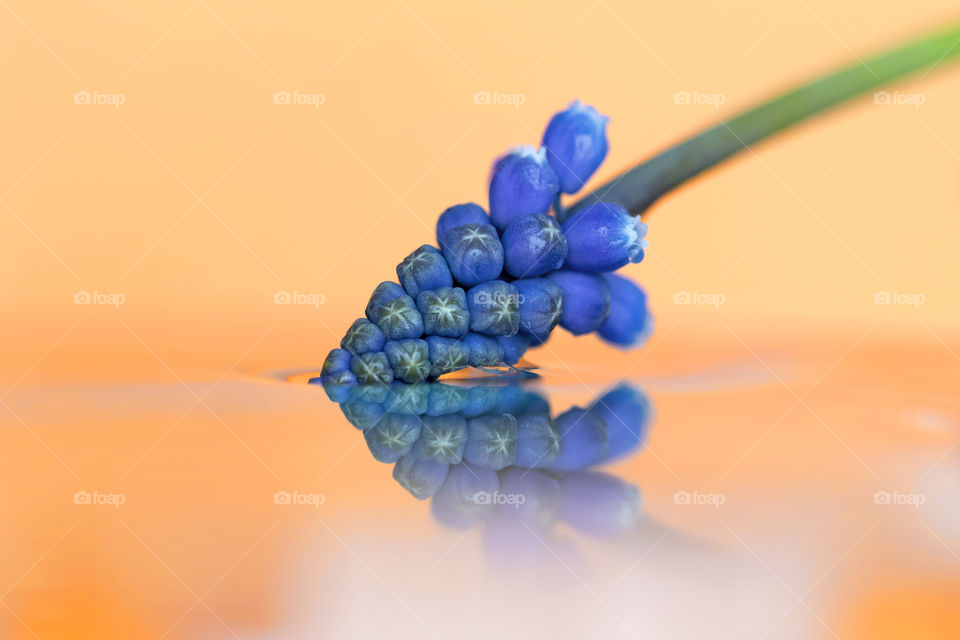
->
567 21 960 218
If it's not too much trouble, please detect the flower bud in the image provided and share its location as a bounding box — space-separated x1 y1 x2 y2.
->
426 383 468 416
562 202 647 272
383 381 429 414
549 407 608 472
465 413 518 470
367 292 425 341
339 395 385 430
514 413 561 468
488 145 559 231
393 454 450 499
340 318 386 356
441 223 504 287
436 203 490 249
384 339 430 383
597 273 652 348
417 287 469 338
545 270 610 335
397 245 453 298
587 386 651 462
364 413 421 463
319 348 357 401
426 336 470 379
461 332 504 367
495 334 531 366
542 101 609 194
501 213 568 278
413 414 468 463
364 281 405 319
350 351 394 385
513 278 564 337
466 280 520 336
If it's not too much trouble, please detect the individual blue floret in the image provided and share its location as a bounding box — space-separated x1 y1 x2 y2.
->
488 145 559 231
494 468 561 531
558 471 641 537
430 462 500 529
425 336 470 379
597 273 653 348
588 385 652 463
340 395 385 430
459 385 503 418
417 287 469 338
384 339 430 383
340 318 386 356
513 278 564 336
545 270 610 335
542 101 609 194
514 413 561 468
367 293 425 341
549 407 608 472
393 454 450 500
364 281 406 319
461 332 505 367
426 382 469 416
349 384 389 403
436 203 490 249
349 351 393 385
397 245 454 298
562 202 647 272
382 381 430 415
501 213 568 277
466 281 520 336
319 348 358 401
363 413 422 463
414 414 468 463
442 223 505 287
464 413 518 470
495 334 531 366
493 383 533 414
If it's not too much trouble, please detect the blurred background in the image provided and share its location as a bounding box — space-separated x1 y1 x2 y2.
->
2 0 959 638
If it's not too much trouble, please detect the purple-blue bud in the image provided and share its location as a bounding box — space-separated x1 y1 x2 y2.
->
542 101 609 194
320 348 357 401
558 471 641 537
340 318 386 356
414 414 468 463
501 213 568 278
436 203 490 249
545 270 610 335
393 454 449 499
383 381 429 414
350 351 394 385
466 280 520 336
425 336 470 379
460 332 505 367
514 413 561 468
488 146 560 231
513 278 564 336
597 273 653 348
562 202 647 272
417 287 469 338
426 383 469 416
367 293 425 341
587 385 651 462
464 413 518 470
364 281 405 319
384 339 430 383
364 413 421 463
495 334 531 366
549 407 608 472
397 245 453 298
441 223 504 287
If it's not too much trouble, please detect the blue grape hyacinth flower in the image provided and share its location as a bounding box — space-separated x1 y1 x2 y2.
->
414 414 468 463
393 454 449 500
425 336 470 378
542 100 610 194
465 413 518 470
350 351 394 385
460 332 504 367
364 413 421 463
340 318 386 356
513 278 564 336
466 281 521 337
545 270 610 335
441 223 504 287
384 339 431 384
436 203 490 249
397 245 453 298
562 202 647 272
488 146 560 231
597 273 652 348
501 213 568 278
416 287 469 338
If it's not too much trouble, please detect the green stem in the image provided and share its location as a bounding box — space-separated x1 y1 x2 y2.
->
567 20 960 219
